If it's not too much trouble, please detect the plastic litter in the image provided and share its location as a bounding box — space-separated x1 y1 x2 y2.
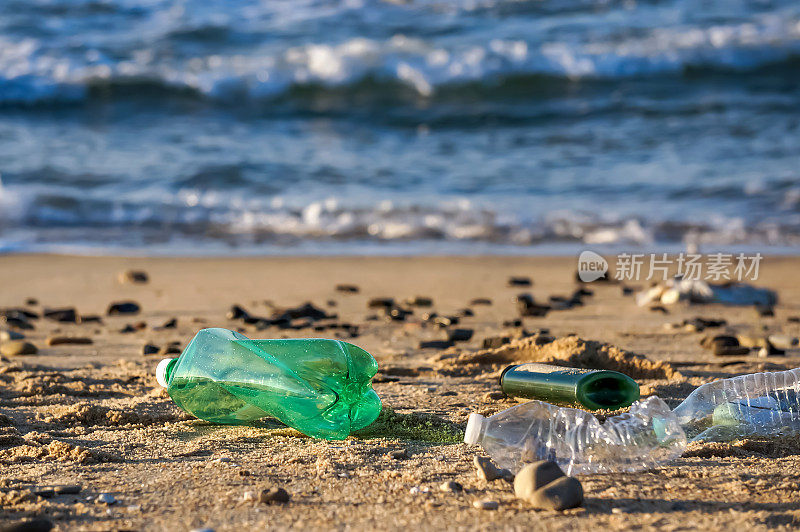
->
156 328 382 440
636 278 777 307
673 367 800 442
463 396 686 475
500 363 640 411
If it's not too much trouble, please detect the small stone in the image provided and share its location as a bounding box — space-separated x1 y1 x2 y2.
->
107 301 141 316
0 341 37 356
367 297 395 309
241 491 258 502
447 329 474 343
0 518 53 532
142 344 159 356
55 485 81 495
259 487 290 504
440 481 462 493
474 455 502 481
472 499 499 510
43 307 78 323
46 336 93 346
158 343 182 355
482 336 510 349
214 456 232 463
96 493 117 505
714 345 750 356
120 325 136 334
470 298 492 306
508 276 532 287
649 305 668 314
516 294 549 317
755 305 775 317
118 270 149 284
528 476 583 511
514 461 566 500
482 391 505 402
768 334 798 350
34 489 55 499
419 340 454 349
758 344 785 358
0 330 24 342
459 308 474 317
159 318 178 329
335 284 360 294
405 296 433 307
388 449 409 460
25 298 39 306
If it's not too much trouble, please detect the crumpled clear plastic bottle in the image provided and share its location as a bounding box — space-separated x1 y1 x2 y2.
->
673 367 800 442
464 396 687 475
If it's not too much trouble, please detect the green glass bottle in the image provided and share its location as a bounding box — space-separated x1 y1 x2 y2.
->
155 328 382 440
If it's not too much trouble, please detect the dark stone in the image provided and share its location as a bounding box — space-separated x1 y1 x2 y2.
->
388 449 409 460
46 336 93 346
755 305 775 317
55 484 82 495
119 270 149 284
367 297 395 309
33 489 55 499
470 298 492 306
621 286 634 295
447 329 474 342
516 294 550 317
227 305 251 320
419 340 454 349
160 318 178 329
2 308 39 320
120 324 136 334
434 316 459 328
79 315 103 324
142 344 159 355
2 316 33 330
405 296 433 307
25 298 38 306
107 301 141 316
482 336 510 349
503 319 523 327
273 302 331 322
43 307 78 323
649 305 668 314
335 284 360 293
259 487 290 504
701 335 739 350
459 308 475 317
508 276 532 287
789 316 800 323
0 518 53 532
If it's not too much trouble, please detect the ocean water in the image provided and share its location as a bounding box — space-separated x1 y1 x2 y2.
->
1 0 799 255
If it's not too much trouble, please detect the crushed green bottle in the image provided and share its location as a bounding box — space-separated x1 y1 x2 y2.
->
155 328 382 440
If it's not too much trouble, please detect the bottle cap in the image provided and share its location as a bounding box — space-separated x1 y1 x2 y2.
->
463 412 486 444
156 358 176 388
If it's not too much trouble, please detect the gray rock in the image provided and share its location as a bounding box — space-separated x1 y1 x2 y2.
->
107 301 141 316
447 329 474 343
54 485 81 495
43 307 78 323
529 476 583 511
142 344 159 356
514 461 565 501
472 499 499 510
0 341 38 356
96 493 117 505
768 334 798 350
388 449 409 460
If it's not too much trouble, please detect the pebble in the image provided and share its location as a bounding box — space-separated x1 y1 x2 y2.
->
25 298 38 306
474 455 505 481
758 344 785 358
55 485 81 495
107 301 141 316
159 343 182 355
241 491 258 502
3 316 34 330
472 499 499 510
118 270 149 284
405 296 433 307
0 330 24 342
367 297 395 309
335 284 360 293
0 518 53 532
515 294 549 317
447 328 474 343
508 276 532 287
419 340 454 349
43 307 78 323
388 449 408 460
0 341 38 356
159 318 178 329
529 476 584 511
482 391 505 402
768 334 798 350
46 336 93 346
259 487 290 504
440 481 462 493
470 298 492 306
482 336 510 349
142 344 159 356
96 493 117 505
513 461 565 500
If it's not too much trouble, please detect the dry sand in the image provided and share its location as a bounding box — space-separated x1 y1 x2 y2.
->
1 254 800 531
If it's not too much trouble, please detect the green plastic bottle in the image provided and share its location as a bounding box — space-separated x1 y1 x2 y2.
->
155 328 382 440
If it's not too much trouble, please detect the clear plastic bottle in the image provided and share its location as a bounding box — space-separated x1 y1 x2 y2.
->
156 328 382 440
672 367 800 442
463 396 686 475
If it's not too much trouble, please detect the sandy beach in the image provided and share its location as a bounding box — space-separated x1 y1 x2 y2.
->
2 254 800 531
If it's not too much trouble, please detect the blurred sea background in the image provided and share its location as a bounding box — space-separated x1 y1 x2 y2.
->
1 0 800 255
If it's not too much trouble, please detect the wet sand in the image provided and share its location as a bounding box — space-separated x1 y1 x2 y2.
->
2 254 800 531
